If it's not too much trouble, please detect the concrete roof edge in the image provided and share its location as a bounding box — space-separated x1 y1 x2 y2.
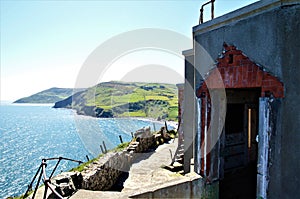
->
193 0 288 34
176 83 184 88
182 49 194 56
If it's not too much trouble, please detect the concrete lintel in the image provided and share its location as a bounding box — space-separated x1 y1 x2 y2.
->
182 49 194 57
176 84 184 90
193 0 290 35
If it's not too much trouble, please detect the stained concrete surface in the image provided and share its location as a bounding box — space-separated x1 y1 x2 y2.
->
69 138 189 198
122 138 186 193
70 190 129 199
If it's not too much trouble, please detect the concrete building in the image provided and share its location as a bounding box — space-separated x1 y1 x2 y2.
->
181 0 300 198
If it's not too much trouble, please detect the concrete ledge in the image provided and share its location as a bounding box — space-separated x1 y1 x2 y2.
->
176 83 184 89
193 0 299 34
182 49 194 56
71 190 129 199
129 173 203 198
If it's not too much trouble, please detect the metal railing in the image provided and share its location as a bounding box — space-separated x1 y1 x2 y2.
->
23 157 83 199
199 0 215 24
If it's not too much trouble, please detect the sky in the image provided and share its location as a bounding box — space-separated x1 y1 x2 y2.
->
0 0 258 101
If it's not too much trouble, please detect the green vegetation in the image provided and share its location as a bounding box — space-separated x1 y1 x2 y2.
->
70 142 130 172
69 157 99 172
111 142 130 152
10 185 43 199
54 81 179 121
11 195 26 199
12 141 131 198
10 195 26 199
14 87 80 103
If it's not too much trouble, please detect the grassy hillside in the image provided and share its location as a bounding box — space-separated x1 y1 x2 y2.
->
14 87 75 103
54 81 178 121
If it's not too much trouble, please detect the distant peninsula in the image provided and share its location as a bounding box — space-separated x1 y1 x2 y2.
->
53 81 178 121
14 87 77 103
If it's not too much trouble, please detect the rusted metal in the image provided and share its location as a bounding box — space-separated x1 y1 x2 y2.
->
44 157 83 163
23 164 42 198
31 168 43 199
119 135 123 144
199 0 215 24
103 141 108 153
100 145 105 154
165 121 169 132
46 180 63 199
49 157 62 179
23 157 83 199
211 0 215 20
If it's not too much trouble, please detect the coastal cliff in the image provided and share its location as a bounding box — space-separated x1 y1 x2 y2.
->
14 87 75 103
53 81 178 120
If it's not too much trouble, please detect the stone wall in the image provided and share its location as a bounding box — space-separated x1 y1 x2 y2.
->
134 126 155 153
81 126 159 191
176 83 184 147
44 126 168 198
81 152 131 190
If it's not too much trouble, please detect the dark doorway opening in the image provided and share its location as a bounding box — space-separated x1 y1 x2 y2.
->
220 89 260 199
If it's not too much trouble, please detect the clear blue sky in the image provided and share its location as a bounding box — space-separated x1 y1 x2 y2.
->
0 0 258 101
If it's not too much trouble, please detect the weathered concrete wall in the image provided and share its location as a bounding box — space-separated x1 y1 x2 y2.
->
176 83 184 146
183 49 195 173
279 4 300 198
192 0 300 197
81 151 131 190
81 129 157 191
130 175 219 199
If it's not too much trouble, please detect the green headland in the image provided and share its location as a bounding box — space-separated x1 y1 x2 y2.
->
53 81 178 121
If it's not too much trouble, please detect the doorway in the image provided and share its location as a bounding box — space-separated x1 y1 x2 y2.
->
220 89 260 199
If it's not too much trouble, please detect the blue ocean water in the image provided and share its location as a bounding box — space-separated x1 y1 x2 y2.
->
0 103 167 198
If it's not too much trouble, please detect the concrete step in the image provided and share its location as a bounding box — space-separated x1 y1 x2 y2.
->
178 148 184 153
178 170 184 175
173 162 183 167
175 157 184 164
164 162 183 172
127 146 137 151
176 152 184 157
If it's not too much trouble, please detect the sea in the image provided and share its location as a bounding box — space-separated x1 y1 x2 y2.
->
0 102 170 198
